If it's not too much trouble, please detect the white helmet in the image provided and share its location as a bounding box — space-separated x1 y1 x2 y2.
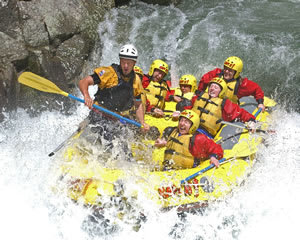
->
119 44 138 61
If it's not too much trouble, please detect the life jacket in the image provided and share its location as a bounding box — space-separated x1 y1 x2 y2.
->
164 128 197 170
192 92 225 136
217 71 240 103
140 90 147 114
174 88 194 100
144 79 168 109
224 79 240 103
94 64 135 113
135 74 147 114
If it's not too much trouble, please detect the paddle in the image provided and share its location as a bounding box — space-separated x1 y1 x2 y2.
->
163 110 174 113
180 158 227 184
254 107 262 117
48 117 89 157
219 120 271 133
220 108 275 134
18 72 142 128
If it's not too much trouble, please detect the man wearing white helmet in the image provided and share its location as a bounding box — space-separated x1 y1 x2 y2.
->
79 44 149 131
79 44 150 158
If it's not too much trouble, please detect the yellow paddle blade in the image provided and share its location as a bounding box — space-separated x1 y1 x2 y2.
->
18 72 68 97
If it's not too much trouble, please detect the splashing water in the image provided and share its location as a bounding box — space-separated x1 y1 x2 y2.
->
1 0 300 239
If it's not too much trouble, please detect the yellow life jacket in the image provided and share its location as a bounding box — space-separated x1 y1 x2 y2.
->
216 72 240 104
94 64 135 113
145 81 168 109
135 73 147 114
224 80 239 103
164 128 195 169
140 90 147 114
192 92 225 136
174 88 194 100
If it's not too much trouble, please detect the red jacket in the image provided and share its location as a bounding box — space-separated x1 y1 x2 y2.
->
189 133 223 160
198 68 264 104
190 95 256 122
142 74 151 89
165 89 175 101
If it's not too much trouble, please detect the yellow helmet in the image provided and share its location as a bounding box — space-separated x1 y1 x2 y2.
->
224 56 243 79
209 77 228 99
148 59 169 77
179 74 197 92
134 66 144 76
179 110 200 134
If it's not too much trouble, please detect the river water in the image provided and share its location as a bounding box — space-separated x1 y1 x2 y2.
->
1 0 300 239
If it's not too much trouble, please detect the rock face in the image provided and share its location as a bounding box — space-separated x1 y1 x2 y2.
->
0 0 180 120
140 0 180 5
0 0 115 119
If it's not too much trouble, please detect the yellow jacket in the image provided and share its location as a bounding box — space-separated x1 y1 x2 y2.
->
164 128 195 169
93 64 143 112
192 92 224 136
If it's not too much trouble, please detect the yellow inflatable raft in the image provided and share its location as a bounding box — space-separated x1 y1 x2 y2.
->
55 96 276 211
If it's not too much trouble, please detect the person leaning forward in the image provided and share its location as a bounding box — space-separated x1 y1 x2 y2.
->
142 59 170 118
155 110 223 170
166 74 197 115
197 56 265 111
79 44 150 131
166 74 197 103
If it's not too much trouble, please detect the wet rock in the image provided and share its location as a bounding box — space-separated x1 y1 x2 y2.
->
0 0 115 117
0 63 18 113
0 32 29 62
140 0 181 5
0 0 179 119
56 34 90 84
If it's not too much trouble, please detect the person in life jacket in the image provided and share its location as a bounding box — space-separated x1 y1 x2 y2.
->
197 56 265 111
166 74 197 103
79 44 150 132
189 77 257 138
166 74 197 117
154 110 223 170
142 59 169 117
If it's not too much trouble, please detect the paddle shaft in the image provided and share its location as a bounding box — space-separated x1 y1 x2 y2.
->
48 127 82 157
48 118 89 157
220 120 273 134
17 72 142 128
180 158 227 184
68 94 142 128
163 110 174 113
220 108 274 134
254 108 262 117
220 121 245 129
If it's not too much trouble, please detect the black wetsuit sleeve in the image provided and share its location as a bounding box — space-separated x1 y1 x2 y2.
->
91 73 101 85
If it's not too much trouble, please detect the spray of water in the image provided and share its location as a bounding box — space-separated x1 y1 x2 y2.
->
1 1 300 239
